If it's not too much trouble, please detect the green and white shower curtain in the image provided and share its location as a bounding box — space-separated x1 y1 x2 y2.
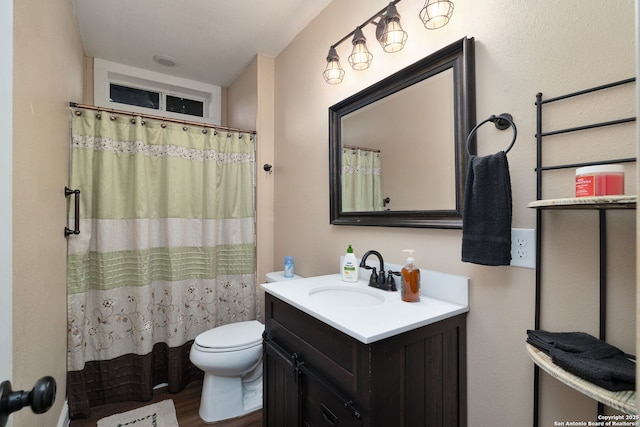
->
341 147 383 211
66 108 257 417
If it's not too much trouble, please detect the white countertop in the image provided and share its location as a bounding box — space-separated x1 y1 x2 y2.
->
261 271 469 344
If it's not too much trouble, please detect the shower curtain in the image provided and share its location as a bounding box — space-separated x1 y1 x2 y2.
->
66 107 257 418
341 148 383 211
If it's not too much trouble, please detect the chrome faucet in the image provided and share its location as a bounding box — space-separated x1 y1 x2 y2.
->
359 250 397 292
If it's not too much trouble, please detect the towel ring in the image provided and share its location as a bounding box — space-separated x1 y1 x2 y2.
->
466 113 517 156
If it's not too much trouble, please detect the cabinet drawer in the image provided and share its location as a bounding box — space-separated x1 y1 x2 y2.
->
302 366 363 427
266 294 361 393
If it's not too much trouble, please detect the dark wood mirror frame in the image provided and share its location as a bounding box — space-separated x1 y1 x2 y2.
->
329 37 476 229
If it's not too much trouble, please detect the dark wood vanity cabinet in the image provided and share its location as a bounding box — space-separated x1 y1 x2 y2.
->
263 293 467 427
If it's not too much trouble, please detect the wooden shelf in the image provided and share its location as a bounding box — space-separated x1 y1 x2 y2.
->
526 343 637 415
528 195 636 210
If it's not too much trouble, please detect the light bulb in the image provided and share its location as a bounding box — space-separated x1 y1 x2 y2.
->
419 0 455 30
322 47 345 84
348 27 373 71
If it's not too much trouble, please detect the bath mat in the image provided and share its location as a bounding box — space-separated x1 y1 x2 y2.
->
97 399 179 427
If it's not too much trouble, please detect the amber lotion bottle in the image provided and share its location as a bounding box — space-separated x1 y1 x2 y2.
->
400 249 420 302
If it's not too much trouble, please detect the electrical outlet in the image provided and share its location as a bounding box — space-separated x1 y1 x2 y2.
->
511 228 536 269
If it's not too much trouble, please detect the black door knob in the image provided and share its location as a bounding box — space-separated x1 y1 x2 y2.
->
0 376 56 427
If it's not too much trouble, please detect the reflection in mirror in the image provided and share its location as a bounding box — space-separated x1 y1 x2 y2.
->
329 37 475 228
341 69 455 212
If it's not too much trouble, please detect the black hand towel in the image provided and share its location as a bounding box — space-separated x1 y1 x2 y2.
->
527 329 636 391
527 330 621 359
461 151 512 266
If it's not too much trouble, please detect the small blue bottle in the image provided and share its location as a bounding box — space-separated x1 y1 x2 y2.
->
284 256 294 278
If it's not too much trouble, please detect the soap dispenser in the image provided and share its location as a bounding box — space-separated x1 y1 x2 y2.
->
342 245 358 282
401 249 420 302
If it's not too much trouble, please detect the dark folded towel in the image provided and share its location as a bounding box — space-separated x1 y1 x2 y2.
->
461 151 512 266
527 330 621 358
527 329 635 391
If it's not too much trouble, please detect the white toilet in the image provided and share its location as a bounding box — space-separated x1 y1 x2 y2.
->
189 320 264 422
189 271 303 422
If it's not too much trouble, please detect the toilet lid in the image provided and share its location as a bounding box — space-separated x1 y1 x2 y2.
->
194 320 264 350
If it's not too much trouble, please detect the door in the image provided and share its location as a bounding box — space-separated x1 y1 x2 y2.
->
0 0 13 394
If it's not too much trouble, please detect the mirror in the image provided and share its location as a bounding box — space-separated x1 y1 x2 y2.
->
329 37 475 228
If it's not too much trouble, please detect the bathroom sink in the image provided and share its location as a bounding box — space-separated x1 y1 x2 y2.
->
308 286 385 307
262 273 469 343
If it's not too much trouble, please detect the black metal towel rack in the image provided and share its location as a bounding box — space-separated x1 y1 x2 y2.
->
466 113 517 156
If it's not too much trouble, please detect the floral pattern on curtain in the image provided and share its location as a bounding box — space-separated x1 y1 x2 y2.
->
66 108 257 417
341 147 384 212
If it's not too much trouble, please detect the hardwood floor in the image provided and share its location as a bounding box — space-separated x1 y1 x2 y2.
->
69 380 262 426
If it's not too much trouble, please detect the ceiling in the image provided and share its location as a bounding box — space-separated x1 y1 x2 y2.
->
70 0 333 88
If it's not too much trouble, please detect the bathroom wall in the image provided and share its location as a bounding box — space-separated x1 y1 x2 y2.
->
227 54 276 315
273 0 636 424
12 0 85 425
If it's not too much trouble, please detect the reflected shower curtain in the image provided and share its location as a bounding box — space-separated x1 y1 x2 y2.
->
66 108 257 418
341 148 383 211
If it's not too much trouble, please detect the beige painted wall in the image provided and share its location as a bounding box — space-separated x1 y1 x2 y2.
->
228 54 276 317
228 58 258 131
273 0 636 424
12 0 84 425
254 56 276 294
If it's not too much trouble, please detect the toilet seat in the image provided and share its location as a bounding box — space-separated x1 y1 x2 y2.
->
194 320 263 352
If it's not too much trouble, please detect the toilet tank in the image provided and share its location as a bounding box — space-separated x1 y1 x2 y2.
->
265 271 303 283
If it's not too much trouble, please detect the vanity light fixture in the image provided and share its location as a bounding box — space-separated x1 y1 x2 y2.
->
376 2 408 53
322 0 454 84
322 47 346 84
419 0 455 30
348 27 374 70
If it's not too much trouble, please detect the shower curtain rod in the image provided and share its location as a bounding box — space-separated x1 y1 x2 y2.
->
343 144 381 153
69 102 257 135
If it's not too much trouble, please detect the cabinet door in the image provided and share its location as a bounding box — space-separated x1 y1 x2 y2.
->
263 340 300 427
371 315 467 427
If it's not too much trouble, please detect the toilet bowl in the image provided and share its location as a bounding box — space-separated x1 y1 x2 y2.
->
189 320 264 423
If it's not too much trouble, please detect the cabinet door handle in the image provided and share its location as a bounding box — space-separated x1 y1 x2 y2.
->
320 404 337 426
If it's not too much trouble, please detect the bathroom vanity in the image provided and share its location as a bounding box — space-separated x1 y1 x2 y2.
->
261 272 469 427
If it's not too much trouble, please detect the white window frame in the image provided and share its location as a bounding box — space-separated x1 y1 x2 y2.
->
94 58 221 125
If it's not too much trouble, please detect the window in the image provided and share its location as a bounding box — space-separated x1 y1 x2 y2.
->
108 84 205 118
166 95 204 117
94 58 221 124
109 84 160 110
